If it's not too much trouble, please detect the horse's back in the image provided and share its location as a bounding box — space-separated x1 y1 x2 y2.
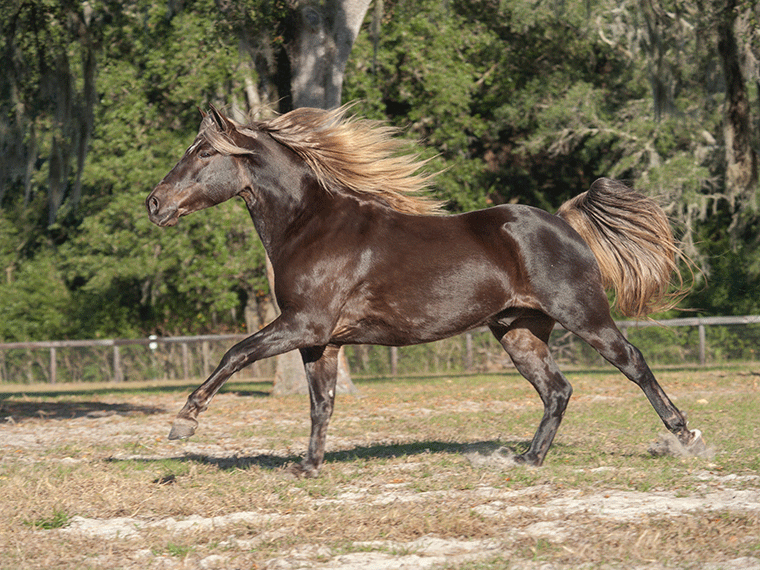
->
457 204 598 274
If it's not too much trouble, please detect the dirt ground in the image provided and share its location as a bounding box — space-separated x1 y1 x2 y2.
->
1 371 759 569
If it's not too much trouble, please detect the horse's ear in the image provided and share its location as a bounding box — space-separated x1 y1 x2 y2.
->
209 104 234 134
198 106 207 118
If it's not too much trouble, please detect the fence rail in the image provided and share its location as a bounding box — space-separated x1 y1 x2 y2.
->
615 315 760 366
1 315 759 384
0 334 251 385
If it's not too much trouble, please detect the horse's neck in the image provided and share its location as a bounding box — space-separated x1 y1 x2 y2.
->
238 163 326 261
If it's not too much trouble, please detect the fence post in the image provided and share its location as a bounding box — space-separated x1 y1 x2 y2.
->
698 321 706 366
113 345 123 382
464 333 473 372
50 347 57 384
182 342 190 379
390 346 398 376
202 340 210 377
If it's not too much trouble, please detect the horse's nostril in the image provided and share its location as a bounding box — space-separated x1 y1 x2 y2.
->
148 196 160 215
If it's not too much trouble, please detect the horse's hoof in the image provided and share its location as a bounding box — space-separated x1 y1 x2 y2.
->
286 462 320 479
168 417 198 440
513 453 541 467
649 429 711 458
684 429 707 456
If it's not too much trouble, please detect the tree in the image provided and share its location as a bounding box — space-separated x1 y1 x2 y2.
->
0 0 98 224
476 0 756 276
4 0 760 355
288 0 373 109
268 0 371 395
1 0 276 341
716 0 758 224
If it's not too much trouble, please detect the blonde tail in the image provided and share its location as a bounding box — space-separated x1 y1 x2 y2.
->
557 178 687 318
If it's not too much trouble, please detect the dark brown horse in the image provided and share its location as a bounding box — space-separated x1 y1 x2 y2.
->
147 105 705 477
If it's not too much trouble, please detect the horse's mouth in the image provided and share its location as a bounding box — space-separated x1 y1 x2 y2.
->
151 211 179 227
146 206 180 227
159 217 178 227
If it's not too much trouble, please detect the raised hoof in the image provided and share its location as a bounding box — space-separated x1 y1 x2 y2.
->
168 417 198 440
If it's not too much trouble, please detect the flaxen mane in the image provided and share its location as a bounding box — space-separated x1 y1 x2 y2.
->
203 106 445 216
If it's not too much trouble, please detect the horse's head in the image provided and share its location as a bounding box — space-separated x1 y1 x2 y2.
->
147 107 251 227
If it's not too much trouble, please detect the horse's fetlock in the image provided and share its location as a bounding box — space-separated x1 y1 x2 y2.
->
186 396 208 416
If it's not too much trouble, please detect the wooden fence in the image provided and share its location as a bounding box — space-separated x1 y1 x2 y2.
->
1 315 759 384
615 315 760 366
386 315 760 376
0 334 250 385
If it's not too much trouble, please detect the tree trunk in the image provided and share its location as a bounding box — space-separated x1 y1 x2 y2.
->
288 0 372 109
717 0 758 219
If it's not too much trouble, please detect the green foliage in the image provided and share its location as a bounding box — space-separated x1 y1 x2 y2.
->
1 0 272 340
1 0 759 343
688 226 760 316
0 251 73 341
344 0 495 211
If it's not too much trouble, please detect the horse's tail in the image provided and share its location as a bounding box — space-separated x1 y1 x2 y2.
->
557 178 687 319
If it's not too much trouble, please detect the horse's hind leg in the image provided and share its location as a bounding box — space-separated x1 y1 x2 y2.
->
490 314 572 466
288 344 340 478
572 318 703 451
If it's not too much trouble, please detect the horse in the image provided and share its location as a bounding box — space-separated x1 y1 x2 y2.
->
146 105 705 477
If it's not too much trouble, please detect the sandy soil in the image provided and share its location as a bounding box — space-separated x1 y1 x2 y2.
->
2 385 759 570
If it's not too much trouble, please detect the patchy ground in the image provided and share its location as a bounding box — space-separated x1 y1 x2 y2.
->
1 368 759 569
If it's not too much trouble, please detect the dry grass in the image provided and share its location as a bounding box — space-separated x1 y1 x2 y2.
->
1 366 759 569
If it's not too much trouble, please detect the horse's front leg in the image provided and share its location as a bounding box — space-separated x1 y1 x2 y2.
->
287 345 340 478
168 315 309 440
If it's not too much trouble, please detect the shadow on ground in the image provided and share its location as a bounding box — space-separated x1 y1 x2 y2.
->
107 439 536 474
0 381 270 422
0 400 166 421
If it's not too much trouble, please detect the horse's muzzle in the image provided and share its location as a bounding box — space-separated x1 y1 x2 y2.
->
146 191 179 227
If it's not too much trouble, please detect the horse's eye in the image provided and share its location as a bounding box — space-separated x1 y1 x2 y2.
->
198 150 214 159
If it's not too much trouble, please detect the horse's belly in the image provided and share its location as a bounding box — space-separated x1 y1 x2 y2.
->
331 279 517 346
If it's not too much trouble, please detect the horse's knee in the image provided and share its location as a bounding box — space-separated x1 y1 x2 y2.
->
538 374 572 414
556 379 573 401
219 348 249 373
311 401 333 425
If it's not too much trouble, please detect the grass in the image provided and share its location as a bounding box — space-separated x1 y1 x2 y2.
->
0 365 759 568
24 510 70 530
